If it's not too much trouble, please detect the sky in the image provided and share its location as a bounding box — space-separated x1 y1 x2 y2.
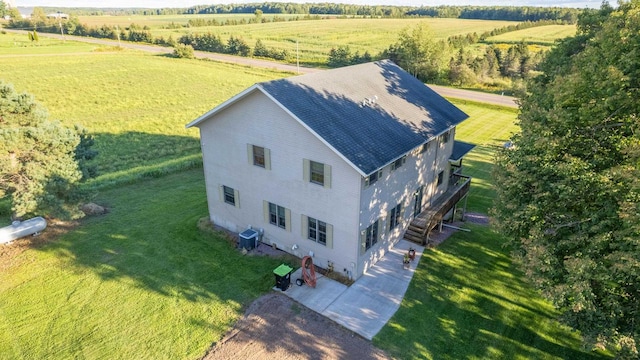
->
14 0 605 9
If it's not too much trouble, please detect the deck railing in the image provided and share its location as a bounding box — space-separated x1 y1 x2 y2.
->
404 174 471 245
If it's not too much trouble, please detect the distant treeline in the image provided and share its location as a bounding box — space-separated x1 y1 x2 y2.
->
33 4 582 23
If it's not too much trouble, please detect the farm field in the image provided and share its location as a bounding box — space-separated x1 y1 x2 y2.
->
77 13 304 27
0 32 290 187
0 30 603 359
82 15 520 66
485 24 576 45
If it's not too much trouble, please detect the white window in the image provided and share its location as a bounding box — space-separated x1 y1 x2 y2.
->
303 159 331 188
247 144 271 169
437 170 444 186
302 215 333 248
421 142 430 153
219 185 239 208
264 201 291 231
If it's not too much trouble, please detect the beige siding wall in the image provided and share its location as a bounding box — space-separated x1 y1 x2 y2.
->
198 90 362 279
357 128 455 275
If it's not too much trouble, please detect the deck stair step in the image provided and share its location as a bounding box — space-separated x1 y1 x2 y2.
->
401 174 472 246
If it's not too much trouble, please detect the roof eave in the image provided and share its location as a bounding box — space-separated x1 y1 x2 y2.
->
257 84 368 177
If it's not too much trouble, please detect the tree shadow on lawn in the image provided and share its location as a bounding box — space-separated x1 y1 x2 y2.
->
38 168 287 305
89 131 201 177
376 225 608 359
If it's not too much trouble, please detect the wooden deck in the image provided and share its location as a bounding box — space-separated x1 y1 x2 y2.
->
403 174 471 245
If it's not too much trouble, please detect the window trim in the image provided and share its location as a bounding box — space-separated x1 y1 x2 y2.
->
390 155 406 171
247 144 271 170
304 159 331 188
264 201 290 231
253 145 266 168
365 220 378 251
301 215 333 248
219 185 239 208
441 131 450 144
365 169 383 188
223 185 235 206
437 170 444 186
309 160 325 186
308 216 327 246
389 202 402 231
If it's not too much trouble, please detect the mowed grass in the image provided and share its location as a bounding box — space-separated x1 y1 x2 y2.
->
0 31 102 54
485 24 576 45
449 99 519 213
0 32 289 185
374 224 609 359
0 169 291 359
0 23 602 360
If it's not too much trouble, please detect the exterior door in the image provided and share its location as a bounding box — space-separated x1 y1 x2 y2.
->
413 186 424 218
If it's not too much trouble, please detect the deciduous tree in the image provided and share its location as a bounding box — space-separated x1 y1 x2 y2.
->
492 2 640 357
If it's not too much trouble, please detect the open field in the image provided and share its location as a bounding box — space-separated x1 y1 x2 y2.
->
0 32 289 187
0 33 607 359
75 16 519 66
0 31 519 197
485 24 576 45
0 32 101 54
77 13 304 28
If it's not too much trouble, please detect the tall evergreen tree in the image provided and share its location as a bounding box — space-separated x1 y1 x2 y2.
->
0 82 96 219
493 2 640 357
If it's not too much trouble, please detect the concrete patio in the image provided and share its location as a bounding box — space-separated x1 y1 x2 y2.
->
278 240 424 340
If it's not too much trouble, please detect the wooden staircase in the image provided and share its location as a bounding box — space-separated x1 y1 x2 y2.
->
404 175 471 246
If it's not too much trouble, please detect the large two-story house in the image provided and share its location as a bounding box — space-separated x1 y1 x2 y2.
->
187 60 473 280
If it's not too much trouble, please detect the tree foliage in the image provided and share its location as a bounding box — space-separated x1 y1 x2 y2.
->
383 24 449 82
492 1 640 356
0 82 96 219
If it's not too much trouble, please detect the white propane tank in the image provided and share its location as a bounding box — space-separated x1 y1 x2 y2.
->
0 217 47 244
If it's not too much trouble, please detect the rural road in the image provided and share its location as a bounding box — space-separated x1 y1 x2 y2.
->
6 29 518 108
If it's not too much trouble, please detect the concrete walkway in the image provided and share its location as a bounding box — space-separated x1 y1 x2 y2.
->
279 240 424 340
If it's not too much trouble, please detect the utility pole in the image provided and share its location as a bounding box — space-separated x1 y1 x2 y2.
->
57 12 65 41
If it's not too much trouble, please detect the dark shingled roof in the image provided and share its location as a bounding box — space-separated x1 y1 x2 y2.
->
259 60 468 175
450 140 476 161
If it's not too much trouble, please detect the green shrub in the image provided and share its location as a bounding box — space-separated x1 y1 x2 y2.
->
173 43 194 59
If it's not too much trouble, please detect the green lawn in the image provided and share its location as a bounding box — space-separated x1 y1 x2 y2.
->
0 169 291 359
0 32 288 187
0 29 599 360
0 32 103 54
450 100 519 213
375 225 609 359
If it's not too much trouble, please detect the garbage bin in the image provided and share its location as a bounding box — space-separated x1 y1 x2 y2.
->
273 264 293 291
239 228 258 250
